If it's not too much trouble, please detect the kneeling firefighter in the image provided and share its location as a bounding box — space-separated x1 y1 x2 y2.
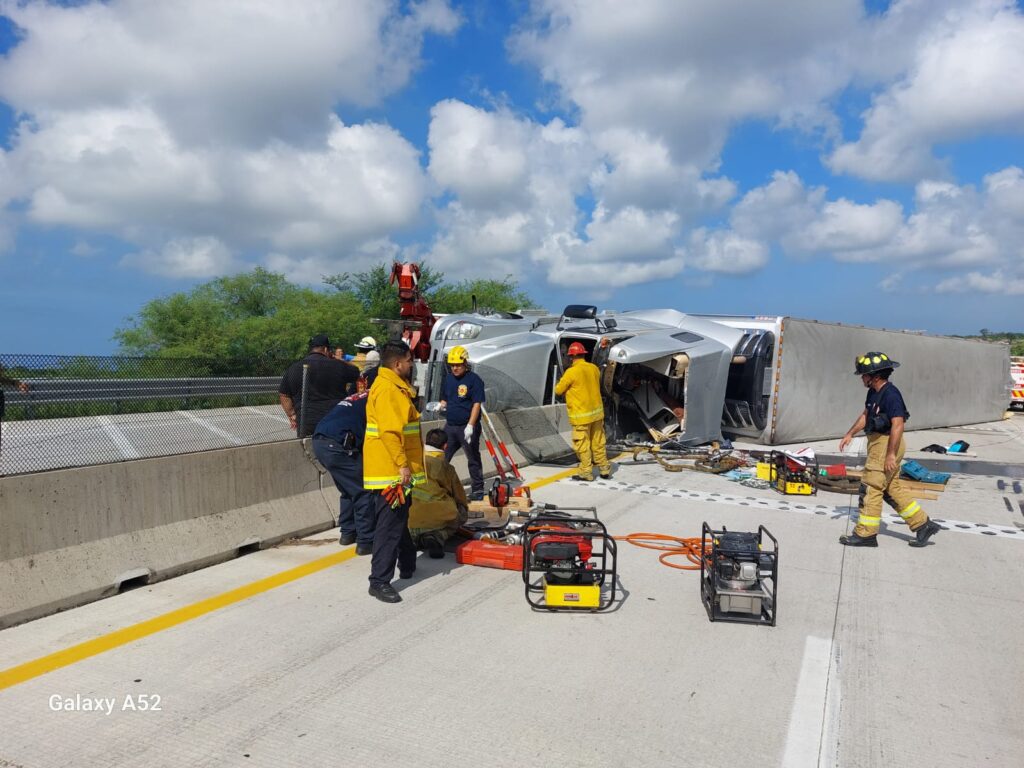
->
838 352 941 547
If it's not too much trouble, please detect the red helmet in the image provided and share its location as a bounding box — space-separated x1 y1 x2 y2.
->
567 342 587 357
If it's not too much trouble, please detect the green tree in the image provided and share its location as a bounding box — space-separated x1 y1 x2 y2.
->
117 262 537 361
429 275 535 313
116 268 375 363
323 263 445 319
324 264 535 317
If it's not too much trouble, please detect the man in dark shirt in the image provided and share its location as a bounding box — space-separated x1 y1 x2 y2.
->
313 369 377 553
838 351 941 548
279 334 359 438
439 345 486 500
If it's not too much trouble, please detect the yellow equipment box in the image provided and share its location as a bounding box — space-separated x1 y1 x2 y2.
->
775 479 815 495
544 581 601 608
755 462 776 481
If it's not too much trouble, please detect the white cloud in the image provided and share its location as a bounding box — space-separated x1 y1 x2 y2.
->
425 99 737 287
725 165 1024 289
0 0 1020 305
829 1 1024 181
985 166 1024 218
4 107 428 253
70 240 100 257
533 206 686 287
0 0 460 146
935 271 1024 295
879 272 903 293
686 228 769 274
512 0 863 168
264 238 401 285
0 0 454 278
121 236 237 278
793 198 904 254
731 171 822 244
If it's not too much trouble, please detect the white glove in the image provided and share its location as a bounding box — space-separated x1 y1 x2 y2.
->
424 401 444 414
464 424 475 442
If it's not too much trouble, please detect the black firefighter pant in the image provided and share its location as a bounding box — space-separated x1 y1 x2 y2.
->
312 436 374 547
444 423 484 497
368 492 417 588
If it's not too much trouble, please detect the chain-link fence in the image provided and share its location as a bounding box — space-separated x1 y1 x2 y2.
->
0 353 300 476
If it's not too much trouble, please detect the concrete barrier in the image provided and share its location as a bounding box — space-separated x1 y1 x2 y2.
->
0 440 336 628
421 403 575 484
0 404 574 628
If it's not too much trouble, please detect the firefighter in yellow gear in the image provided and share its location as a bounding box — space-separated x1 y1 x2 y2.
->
364 342 426 603
555 342 611 481
838 352 941 548
409 428 470 559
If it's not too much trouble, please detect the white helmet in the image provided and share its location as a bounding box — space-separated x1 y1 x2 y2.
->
355 336 376 351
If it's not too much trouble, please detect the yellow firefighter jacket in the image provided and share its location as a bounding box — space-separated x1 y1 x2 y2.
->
352 352 368 372
555 358 605 426
409 448 469 530
363 366 425 490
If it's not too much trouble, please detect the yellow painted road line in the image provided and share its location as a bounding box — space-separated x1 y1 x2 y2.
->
0 460 611 690
0 547 359 691
528 452 628 491
528 465 581 489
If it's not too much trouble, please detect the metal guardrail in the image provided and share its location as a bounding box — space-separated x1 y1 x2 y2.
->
0 354 297 475
7 377 280 410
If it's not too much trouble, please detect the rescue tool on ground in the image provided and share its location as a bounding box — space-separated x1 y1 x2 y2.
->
700 523 778 626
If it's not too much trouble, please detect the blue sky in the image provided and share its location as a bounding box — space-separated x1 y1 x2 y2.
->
1 0 1023 354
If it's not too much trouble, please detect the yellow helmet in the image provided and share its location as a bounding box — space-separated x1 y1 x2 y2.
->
447 346 469 364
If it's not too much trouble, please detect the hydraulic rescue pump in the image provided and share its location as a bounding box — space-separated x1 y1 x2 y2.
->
700 523 778 626
522 507 618 611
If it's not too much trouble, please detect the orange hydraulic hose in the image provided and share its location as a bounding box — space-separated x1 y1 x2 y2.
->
617 532 710 570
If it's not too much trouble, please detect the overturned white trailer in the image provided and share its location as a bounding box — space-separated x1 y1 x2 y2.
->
418 307 1010 446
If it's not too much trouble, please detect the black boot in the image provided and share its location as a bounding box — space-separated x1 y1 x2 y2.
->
839 533 878 547
420 533 445 559
368 583 402 603
909 520 941 547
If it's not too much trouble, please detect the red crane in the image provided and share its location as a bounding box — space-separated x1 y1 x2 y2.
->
389 261 437 362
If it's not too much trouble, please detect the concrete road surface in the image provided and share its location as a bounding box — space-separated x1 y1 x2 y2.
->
0 415 1022 767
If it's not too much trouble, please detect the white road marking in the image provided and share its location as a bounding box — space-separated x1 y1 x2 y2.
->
97 416 141 460
782 635 835 768
177 410 244 445
243 406 291 424
591 478 1024 540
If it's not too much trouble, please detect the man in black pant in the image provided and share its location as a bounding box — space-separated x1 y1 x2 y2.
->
363 342 425 603
439 345 486 500
312 369 378 553
279 334 359 437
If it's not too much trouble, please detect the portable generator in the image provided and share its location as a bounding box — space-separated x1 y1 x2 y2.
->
700 522 778 626
522 507 618 611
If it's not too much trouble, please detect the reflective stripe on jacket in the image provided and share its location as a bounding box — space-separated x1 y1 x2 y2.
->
363 367 425 489
409 449 468 530
555 358 605 426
